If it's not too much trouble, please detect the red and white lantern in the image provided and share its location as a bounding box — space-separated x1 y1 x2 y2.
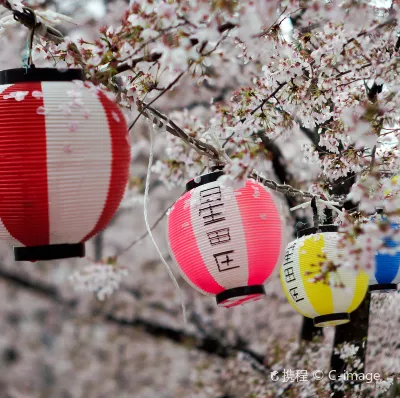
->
0 68 130 261
168 171 286 307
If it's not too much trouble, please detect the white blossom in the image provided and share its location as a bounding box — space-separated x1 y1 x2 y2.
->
69 264 129 301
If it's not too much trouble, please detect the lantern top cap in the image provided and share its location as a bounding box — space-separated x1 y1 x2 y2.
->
186 170 224 192
0 67 85 85
298 224 338 238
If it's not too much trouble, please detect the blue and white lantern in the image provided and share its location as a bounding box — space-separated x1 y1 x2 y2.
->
369 223 400 292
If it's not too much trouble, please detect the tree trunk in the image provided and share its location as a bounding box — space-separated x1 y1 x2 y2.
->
300 317 323 341
94 231 103 262
330 293 371 397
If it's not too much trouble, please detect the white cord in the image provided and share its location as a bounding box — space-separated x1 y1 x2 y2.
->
290 198 344 216
144 119 187 324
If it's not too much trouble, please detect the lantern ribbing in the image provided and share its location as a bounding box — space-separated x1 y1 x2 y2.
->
0 67 130 261
168 174 286 307
280 229 369 327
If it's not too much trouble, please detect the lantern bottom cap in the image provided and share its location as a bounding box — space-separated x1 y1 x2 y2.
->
313 313 350 328
14 243 85 262
369 283 397 293
216 285 265 308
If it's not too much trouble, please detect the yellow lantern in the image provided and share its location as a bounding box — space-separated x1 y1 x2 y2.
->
280 226 369 327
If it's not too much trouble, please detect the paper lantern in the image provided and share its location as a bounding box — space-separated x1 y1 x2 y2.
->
280 226 369 327
0 68 130 261
369 223 400 292
168 171 286 308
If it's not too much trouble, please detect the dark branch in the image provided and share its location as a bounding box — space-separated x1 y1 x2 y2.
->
0 267 64 304
218 22 236 33
242 82 287 123
0 266 267 368
116 53 162 74
257 132 307 221
106 313 266 366
367 82 383 102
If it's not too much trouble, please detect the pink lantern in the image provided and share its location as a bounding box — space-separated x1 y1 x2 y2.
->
168 171 286 308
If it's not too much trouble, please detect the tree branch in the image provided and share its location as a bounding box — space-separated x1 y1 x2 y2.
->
242 82 287 123
141 104 315 199
0 266 66 304
129 70 187 131
106 313 267 367
258 132 310 214
342 17 396 51
115 202 173 257
0 266 267 368
116 53 162 74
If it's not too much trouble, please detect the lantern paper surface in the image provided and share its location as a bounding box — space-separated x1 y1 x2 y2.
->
369 223 400 292
0 72 130 260
168 173 286 308
280 230 369 327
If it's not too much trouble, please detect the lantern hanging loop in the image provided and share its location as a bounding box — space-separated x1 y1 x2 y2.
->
295 221 309 239
11 5 64 44
201 128 232 165
200 129 231 172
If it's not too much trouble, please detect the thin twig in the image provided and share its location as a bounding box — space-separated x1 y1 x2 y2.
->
115 203 173 257
253 6 288 38
333 63 372 79
141 104 221 159
245 82 287 121
129 70 186 131
370 145 377 171
220 81 288 148
222 130 236 149
116 53 162 74
342 17 396 51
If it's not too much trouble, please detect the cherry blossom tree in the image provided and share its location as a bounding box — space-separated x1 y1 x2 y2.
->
0 0 398 397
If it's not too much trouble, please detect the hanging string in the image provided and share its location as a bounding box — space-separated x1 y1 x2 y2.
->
21 39 31 71
19 7 37 70
144 118 187 324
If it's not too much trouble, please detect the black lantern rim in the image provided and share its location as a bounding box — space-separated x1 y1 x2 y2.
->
14 243 86 262
186 170 224 192
216 285 265 305
0 67 85 85
313 312 350 327
298 224 338 238
369 283 398 293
